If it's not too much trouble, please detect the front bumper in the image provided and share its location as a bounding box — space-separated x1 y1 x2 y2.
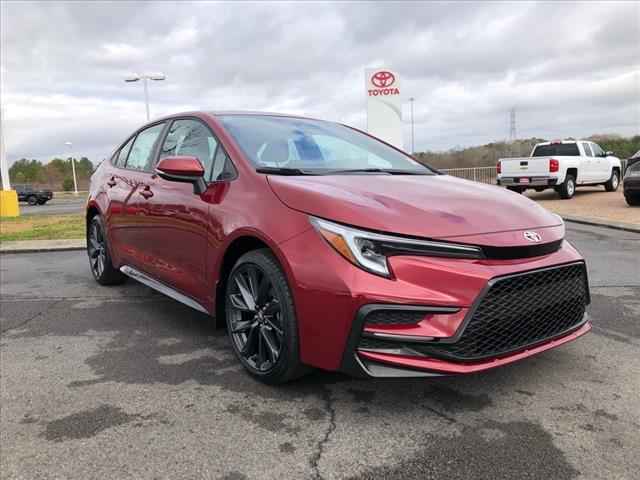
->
278 228 590 376
497 177 558 187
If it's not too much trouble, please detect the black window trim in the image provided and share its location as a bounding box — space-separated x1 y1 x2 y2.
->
153 116 238 183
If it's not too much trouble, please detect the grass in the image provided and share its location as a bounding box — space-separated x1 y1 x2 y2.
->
0 214 85 242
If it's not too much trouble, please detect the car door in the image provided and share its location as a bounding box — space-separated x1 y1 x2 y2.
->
580 142 595 183
139 118 219 302
591 143 609 182
117 122 167 269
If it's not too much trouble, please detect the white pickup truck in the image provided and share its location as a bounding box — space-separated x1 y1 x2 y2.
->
497 140 622 199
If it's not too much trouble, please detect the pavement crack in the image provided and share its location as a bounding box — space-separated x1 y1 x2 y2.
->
309 386 336 480
0 299 64 334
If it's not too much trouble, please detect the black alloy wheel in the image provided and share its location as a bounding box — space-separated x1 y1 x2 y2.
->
225 249 307 384
87 216 126 285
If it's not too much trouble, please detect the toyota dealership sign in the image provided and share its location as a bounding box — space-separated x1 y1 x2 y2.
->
365 68 403 148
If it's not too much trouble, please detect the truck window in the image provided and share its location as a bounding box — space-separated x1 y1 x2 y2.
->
532 144 580 156
582 143 593 156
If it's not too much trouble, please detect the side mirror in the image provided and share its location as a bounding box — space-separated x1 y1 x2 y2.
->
155 156 207 194
605 151 614 157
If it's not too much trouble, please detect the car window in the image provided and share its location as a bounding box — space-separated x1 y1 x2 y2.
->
582 143 593 157
591 143 605 157
532 143 580 156
126 123 165 171
115 136 136 167
211 146 237 181
159 119 217 179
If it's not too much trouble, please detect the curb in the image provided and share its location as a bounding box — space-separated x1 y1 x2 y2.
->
0 240 86 254
561 215 640 234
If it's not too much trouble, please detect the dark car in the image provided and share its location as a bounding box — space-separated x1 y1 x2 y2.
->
14 184 53 205
623 150 640 206
86 111 590 384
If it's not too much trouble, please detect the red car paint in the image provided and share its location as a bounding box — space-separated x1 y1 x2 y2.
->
87 111 590 378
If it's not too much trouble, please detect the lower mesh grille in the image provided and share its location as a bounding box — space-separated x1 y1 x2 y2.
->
364 310 425 326
357 263 589 362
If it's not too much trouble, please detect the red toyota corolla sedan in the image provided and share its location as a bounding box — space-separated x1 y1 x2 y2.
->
86 111 591 383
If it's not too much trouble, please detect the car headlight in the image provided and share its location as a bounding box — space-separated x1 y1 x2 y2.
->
309 216 484 277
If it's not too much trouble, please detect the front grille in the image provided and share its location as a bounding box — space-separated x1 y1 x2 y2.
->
364 310 425 326
357 263 589 362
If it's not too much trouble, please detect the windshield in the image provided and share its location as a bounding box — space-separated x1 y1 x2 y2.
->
532 143 580 156
219 115 434 174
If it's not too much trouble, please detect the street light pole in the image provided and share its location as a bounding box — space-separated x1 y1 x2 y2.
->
409 97 415 154
64 141 78 196
0 104 10 191
125 73 166 121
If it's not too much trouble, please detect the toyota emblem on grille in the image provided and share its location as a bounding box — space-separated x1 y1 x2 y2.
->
524 231 542 242
371 71 395 88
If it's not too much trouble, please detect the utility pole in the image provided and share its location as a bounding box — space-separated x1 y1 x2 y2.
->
509 107 517 143
409 97 415 154
64 141 79 196
0 105 9 190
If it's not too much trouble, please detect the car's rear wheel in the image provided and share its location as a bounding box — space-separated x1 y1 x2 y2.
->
87 215 126 285
625 193 640 206
604 170 620 192
27 195 37 205
225 249 307 384
558 174 576 199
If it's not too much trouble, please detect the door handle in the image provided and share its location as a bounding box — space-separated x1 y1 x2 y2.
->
107 177 117 187
139 186 154 199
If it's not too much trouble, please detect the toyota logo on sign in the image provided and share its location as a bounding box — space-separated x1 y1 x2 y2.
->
371 71 395 88
523 231 542 243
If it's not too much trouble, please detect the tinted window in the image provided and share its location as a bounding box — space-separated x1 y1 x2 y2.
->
115 136 135 167
592 143 605 157
219 115 433 173
159 119 217 179
532 143 580 156
582 143 593 156
211 146 236 181
126 123 165 171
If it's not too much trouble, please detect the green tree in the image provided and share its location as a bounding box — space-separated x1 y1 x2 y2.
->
62 177 74 191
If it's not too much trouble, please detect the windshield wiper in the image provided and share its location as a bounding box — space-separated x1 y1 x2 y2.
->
318 168 430 175
256 167 318 176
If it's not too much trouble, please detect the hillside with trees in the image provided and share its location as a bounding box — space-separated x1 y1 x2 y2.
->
9 157 94 191
415 134 640 170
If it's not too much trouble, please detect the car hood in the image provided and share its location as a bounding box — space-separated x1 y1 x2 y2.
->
267 174 563 243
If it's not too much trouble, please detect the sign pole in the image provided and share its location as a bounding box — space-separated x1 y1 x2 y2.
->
0 104 19 216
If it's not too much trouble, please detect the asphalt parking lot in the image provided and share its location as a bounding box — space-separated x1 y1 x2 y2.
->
18 196 85 216
1 223 638 480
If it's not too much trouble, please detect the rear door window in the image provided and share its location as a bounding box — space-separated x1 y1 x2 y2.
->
115 136 136 167
159 119 218 179
126 123 165 171
532 143 580 156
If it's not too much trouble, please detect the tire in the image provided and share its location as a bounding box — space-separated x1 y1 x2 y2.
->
558 174 576 199
87 215 126 285
225 248 308 384
625 193 640 206
507 186 524 194
604 170 620 192
27 195 37 206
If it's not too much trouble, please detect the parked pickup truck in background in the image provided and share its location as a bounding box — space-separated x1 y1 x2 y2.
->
497 140 622 199
14 184 54 205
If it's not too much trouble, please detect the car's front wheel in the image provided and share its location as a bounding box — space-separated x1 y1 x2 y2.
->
604 170 620 192
225 249 308 384
87 215 126 285
625 193 640 206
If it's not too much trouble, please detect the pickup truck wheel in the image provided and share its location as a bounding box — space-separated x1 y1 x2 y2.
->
558 175 576 199
507 186 523 194
604 170 619 192
625 194 640 206
27 195 37 206
87 215 126 285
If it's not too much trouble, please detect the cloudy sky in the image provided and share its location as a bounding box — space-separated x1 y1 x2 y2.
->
1 1 638 164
